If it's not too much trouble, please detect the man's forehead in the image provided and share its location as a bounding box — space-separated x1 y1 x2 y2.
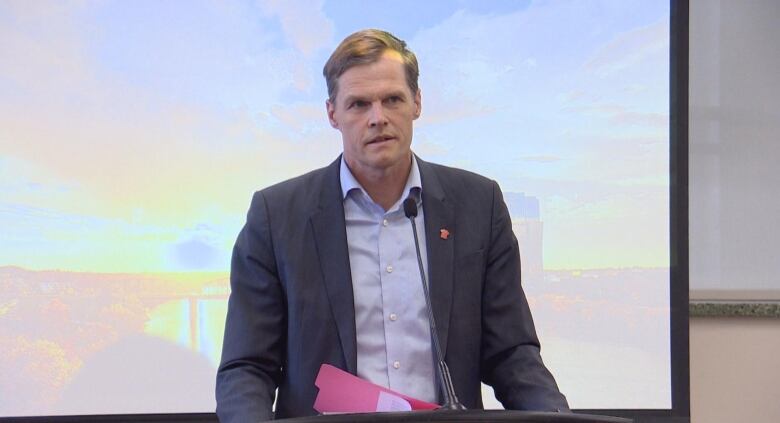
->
335 52 411 99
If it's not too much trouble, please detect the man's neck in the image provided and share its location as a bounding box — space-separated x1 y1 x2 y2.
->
348 155 412 211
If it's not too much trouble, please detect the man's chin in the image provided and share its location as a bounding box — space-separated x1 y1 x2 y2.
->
349 153 411 174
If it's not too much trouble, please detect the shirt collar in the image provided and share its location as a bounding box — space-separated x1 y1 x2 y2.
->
339 155 423 206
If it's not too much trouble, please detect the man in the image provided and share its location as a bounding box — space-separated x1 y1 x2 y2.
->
216 29 568 422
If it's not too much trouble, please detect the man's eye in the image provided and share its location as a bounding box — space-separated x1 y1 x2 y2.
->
388 96 402 103
350 100 368 108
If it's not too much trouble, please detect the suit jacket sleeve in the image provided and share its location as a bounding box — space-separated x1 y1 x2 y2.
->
216 191 284 423
480 180 570 412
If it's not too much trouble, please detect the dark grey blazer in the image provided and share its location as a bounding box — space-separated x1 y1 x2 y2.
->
216 156 568 422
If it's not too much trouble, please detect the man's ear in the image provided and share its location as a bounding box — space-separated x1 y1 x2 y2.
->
413 89 422 120
326 99 339 129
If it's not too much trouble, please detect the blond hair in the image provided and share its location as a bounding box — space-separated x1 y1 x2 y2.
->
323 29 419 103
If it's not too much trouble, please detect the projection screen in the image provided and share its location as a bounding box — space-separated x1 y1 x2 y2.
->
0 0 684 419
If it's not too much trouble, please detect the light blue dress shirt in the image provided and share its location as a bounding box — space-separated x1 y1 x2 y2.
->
339 156 437 403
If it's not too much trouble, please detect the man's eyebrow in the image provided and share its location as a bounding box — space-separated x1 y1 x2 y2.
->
384 90 408 99
341 90 408 106
341 94 367 105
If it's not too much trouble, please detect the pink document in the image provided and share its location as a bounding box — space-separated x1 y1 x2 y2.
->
313 363 440 413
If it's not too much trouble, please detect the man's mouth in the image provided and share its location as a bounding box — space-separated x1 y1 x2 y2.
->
367 135 395 145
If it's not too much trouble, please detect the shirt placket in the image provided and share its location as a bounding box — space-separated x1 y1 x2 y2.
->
378 209 405 390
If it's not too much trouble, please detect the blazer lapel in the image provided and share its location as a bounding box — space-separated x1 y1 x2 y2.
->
417 157 455 358
309 157 357 374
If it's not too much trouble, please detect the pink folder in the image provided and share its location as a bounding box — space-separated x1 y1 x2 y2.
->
313 363 440 413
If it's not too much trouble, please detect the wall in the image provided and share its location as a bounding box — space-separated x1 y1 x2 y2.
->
689 0 780 293
689 1 780 422
689 316 780 423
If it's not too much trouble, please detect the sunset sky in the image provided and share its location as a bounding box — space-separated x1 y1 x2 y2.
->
0 1 673 414
0 0 669 272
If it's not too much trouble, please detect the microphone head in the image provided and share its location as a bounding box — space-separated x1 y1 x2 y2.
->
403 197 418 218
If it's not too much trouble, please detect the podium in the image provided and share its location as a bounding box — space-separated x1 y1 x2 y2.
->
279 410 631 423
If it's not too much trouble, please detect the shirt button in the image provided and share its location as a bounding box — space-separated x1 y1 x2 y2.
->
389 313 398 321
386 265 393 273
393 361 401 369
382 219 388 227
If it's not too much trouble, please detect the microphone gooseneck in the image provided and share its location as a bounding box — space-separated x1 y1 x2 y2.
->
402 197 466 411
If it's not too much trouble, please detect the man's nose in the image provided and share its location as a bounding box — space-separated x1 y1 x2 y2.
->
368 103 388 127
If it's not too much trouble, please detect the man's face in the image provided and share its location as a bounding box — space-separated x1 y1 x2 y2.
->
327 51 421 177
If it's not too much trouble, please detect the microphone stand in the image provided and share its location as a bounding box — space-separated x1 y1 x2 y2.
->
403 197 466 411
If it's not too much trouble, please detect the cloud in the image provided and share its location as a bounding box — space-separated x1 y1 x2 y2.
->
559 90 590 103
416 101 495 126
584 20 669 78
622 84 649 95
167 236 221 271
270 102 328 132
609 110 667 128
259 0 334 57
0 1 93 94
0 2 342 227
563 103 668 129
0 0 672 273
408 132 450 159
410 9 533 126
567 133 668 186
407 2 668 131
0 201 173 271
520 155 562 163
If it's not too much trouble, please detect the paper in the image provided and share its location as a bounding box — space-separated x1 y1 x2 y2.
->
376 391 412 412
313 363 439 414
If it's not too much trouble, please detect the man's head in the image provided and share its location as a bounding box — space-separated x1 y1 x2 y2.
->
324 29 422 181
323 29 419 104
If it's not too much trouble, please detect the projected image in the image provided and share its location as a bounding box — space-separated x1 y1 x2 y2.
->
0 0 670 416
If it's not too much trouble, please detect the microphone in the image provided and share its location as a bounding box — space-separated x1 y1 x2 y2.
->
403 196 466 411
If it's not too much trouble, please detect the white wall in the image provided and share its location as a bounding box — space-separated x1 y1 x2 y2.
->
689 0 780 294
689 2 780 422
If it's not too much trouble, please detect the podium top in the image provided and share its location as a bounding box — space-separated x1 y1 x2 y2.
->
277 410 631 423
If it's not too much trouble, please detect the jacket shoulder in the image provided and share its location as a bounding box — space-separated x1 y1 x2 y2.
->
248 161 337 215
